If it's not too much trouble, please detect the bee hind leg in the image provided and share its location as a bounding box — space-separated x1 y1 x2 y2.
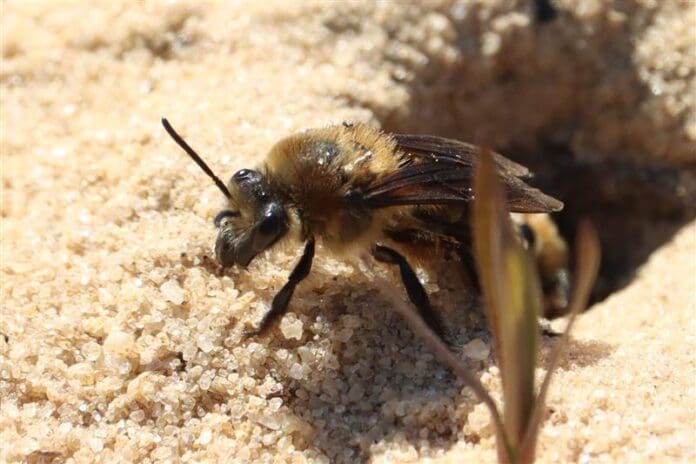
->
243 238 315 339
372 245 447 341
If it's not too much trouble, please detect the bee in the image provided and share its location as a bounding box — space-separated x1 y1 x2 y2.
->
161 119 567 338
512 213 570 317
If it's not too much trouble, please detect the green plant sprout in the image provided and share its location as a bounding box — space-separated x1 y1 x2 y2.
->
385 148 599 464
473 147 600 463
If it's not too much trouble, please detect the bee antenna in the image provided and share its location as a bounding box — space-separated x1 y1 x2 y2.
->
161 118 233 199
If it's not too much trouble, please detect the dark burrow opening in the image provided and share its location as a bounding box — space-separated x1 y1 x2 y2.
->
512 150 695 302
366 6 696 307
378 117 696 307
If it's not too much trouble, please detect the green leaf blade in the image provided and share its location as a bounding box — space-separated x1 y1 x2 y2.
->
473 148 544 459
518 221 600 463
499 247 542 447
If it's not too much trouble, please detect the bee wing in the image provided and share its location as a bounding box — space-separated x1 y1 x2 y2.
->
363 134 563 213
393 134 531 178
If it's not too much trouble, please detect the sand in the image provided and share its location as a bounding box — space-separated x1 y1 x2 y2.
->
1 1 694 463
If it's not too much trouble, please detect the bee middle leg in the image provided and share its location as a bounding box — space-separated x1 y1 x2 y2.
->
244 238 316 339
372 245 446 340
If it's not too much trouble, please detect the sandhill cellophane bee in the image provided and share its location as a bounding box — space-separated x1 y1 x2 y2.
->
161 119 568 338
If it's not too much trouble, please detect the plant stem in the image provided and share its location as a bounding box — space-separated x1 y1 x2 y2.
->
365 261 510 457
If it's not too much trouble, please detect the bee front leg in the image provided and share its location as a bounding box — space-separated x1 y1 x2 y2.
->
372 245 446 340
243 238 316 339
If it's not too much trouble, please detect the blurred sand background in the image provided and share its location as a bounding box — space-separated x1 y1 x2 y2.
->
1 1 695 463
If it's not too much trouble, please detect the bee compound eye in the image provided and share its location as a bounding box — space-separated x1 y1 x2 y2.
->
258 203 287 234
259 211 280 234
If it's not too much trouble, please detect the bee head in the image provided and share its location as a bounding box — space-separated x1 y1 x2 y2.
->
214 168 288 268
161 119 288 269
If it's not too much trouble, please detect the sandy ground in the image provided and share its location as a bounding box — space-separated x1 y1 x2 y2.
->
1 1 695 463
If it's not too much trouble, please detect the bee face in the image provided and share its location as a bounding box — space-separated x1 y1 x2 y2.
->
214 168 289 268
